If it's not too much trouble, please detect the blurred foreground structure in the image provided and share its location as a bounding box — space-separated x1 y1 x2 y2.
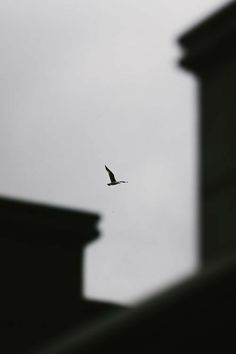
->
2 1 236 353
179 0 236 264
0 197 123 353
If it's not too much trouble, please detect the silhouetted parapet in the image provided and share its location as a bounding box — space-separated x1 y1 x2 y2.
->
0 196 99 246
0 196 99 304
0 196 104 353
178 1 236 265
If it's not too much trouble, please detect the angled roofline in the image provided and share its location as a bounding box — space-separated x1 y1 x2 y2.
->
178 1 236 73
0 195 100 247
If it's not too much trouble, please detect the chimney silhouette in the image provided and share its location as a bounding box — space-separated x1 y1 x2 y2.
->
179 2 236 265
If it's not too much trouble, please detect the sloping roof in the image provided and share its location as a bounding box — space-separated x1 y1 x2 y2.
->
36 254 236 354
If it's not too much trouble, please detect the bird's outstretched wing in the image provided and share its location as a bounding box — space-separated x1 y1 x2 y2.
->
105 165 116 182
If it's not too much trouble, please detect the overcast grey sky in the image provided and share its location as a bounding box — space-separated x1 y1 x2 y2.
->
0 0 231 304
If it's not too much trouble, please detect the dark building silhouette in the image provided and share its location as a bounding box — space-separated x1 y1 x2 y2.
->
0 196 123 353
179 1 236 265
31 2 236 353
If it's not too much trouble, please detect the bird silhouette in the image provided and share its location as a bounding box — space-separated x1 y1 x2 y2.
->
105 165 128 186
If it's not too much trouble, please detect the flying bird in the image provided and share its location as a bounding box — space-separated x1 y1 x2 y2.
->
105 165 128 186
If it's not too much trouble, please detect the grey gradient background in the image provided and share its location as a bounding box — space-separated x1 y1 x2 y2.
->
0 0 230 304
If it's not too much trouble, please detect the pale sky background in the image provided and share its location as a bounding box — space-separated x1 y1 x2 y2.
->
0 0 231 305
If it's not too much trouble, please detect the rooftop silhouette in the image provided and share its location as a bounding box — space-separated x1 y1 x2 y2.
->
2 1 236 353
0 196 124 353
